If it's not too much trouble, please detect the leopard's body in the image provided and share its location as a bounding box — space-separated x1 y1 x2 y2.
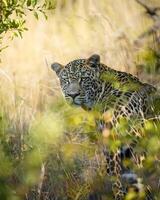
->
51 54 158 200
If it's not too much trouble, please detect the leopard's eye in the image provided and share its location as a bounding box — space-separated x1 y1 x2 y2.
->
61 78 70 85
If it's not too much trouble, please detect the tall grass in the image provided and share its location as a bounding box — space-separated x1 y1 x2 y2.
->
0 0 160 199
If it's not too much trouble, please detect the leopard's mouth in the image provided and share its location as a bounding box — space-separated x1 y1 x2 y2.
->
73 95 83 106
65 96 74 104
65 95 94 110
74 96 94 110
65 95 82 106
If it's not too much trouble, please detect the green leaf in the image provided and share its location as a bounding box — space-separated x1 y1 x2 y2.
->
18 30 23 38
23 27 28 31
27 0 31 6
34 11 38 19
31 0 37 7
13 32 19 37
40 10 48 20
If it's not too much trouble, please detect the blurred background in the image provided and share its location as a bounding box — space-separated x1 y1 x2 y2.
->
0 0 160 199
1 0 160 113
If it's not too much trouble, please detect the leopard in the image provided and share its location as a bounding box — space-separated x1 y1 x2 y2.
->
51 54 159 200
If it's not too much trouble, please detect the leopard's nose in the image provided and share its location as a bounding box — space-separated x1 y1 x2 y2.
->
68 92 80 99
66 82 80 98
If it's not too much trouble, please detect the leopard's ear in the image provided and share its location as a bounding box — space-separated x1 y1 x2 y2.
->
51 62 63 75
87 54 100 67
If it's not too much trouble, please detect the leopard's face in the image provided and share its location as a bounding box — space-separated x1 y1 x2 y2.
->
51 54 103 110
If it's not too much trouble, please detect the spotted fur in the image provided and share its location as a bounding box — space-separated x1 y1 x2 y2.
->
51 54 157 200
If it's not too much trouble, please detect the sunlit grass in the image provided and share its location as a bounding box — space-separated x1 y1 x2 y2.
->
0 0 160 199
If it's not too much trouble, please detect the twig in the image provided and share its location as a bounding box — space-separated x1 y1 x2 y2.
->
134 20 160 47
135 0 160 20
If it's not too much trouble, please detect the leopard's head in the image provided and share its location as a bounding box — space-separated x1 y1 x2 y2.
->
51 54 104 110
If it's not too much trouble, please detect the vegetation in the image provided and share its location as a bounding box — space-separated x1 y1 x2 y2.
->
0 0 160 200
0 0 56 53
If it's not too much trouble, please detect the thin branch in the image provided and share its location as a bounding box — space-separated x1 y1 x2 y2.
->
135 0 160 20
134 20 160 47
133 0 160 47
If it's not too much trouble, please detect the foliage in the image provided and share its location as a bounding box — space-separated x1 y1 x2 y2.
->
0 0 160 200
136 48 160 74
0 0 56 52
